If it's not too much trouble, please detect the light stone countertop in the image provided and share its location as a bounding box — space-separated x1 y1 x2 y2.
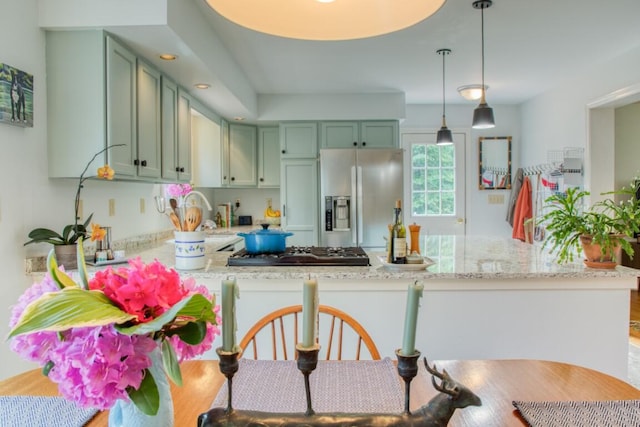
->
118 234 640 282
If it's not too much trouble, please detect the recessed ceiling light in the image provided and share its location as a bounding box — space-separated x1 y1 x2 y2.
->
234 117 245 121
159 54 177 61
205 0 446 41
194 83 211 89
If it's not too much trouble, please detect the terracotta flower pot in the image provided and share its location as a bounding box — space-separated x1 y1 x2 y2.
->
579 235 622 269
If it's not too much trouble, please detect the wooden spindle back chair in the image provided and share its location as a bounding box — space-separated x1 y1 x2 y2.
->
239 305 381 360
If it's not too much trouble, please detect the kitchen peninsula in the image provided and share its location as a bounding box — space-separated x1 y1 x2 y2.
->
85 234 638 381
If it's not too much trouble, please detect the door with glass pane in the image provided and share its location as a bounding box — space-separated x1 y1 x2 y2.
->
402 131 466 235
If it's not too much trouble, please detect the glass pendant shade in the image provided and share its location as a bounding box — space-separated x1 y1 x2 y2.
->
472 102 495 129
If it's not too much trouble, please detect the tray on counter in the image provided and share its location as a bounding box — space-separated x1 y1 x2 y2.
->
377 255 435 271
86 258 129 267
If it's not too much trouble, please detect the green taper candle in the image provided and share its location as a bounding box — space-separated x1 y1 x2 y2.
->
221 278 239 352
401 281 424 356
302 278 318 348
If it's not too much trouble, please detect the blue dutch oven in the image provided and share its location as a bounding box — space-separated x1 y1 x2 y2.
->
238 224 293 254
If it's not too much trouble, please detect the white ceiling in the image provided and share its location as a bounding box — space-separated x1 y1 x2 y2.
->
194 0 640 102
41 0 640 121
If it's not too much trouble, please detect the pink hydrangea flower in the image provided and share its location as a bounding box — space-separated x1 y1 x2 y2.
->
165 183 192 198
89 257 187 322
168 277 221 362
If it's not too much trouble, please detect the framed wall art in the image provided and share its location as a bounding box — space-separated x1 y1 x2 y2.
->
0 63 33 127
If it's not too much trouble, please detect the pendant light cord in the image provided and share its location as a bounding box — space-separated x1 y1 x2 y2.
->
442 50 446 120
480 5 486 103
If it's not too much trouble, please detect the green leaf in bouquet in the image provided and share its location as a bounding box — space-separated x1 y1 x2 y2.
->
128 369 160 416
161 340 183 387
116 293 215 336
8 288 136 338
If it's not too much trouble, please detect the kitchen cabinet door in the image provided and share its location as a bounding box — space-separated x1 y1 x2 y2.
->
176 88 192 182
161 77 179 181
280 159 318 246
106 35 138 178
229 124 257 186
258 127 280 187
359 121 399 148
136 59 162 179
320 122 359 148
280 122 318 158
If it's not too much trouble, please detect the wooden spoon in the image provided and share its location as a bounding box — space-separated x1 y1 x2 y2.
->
185 207 202 231
169 212 182 231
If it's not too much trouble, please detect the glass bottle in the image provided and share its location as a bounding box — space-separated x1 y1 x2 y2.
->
393 200 407 264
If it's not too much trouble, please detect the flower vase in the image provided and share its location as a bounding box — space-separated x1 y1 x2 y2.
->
108 347 174 427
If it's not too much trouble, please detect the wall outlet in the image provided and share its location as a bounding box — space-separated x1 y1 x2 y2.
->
488 194 505 205
140 198 145 214
109 198 116 216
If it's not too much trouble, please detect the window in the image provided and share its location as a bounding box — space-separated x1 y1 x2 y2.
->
411 143 456 216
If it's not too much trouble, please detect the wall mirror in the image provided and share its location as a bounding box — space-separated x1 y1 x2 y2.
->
478 136 512 190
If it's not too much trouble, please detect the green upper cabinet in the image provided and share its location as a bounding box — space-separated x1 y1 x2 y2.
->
46 30 138 178
320 121 399 149
258 127 280 187
46 30 191 182
229 124 258 186
280 122 318 158
105 35 138 178
161 78 192 183
176 88 193 182
136 59 162 179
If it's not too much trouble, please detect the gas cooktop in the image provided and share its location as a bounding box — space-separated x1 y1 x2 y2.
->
227 246 370 267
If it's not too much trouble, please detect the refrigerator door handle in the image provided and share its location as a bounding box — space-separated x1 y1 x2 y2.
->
356 165 363 246
351 166 357 245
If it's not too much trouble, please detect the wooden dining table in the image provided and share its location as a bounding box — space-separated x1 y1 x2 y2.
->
1 359 639 426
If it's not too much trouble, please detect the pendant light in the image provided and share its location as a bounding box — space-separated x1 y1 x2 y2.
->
472 0 495 129
436 48 453 145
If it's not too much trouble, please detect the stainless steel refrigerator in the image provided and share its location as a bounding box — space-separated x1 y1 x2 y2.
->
320 148 403 249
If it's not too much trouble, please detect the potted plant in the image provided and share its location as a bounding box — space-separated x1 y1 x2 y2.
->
540 181 640 267
24 145 123 268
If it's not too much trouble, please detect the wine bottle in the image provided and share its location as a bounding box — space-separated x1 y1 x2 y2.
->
387 224 394 263
393 200 407 264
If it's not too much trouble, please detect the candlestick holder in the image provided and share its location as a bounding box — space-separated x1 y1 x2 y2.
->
216 347 241 413
296 343 320 416
395 349 421 414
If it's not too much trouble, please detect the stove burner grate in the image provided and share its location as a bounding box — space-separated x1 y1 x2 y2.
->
227 246 370 267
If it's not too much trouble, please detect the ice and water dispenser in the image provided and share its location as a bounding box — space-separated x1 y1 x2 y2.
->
324 196 351 231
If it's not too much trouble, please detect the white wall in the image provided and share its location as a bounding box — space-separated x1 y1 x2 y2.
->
0 0 168 380
521 44 640 195
615 102 640 189
401 104 521 237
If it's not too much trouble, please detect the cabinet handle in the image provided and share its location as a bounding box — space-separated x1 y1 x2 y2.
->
180 167 185 172
353 141 357 146
281 149 286 154
282 205 286 216
231 177 235 181
134 159 139 166
362 141 366 146
141 160 147 167
260 177 264 182
175 167 180 172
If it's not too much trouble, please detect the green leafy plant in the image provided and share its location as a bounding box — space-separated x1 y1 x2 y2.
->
24 145 123 246
540 182 640 264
